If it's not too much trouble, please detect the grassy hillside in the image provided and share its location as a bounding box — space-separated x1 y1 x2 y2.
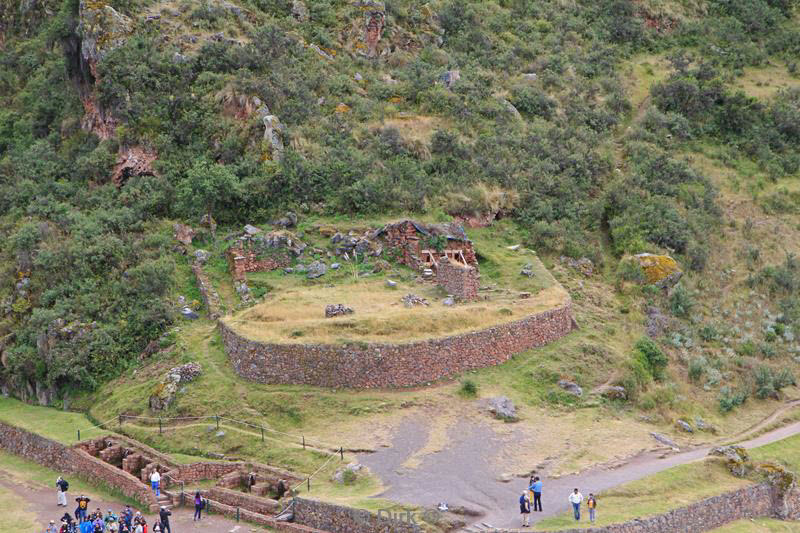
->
0 0 799 522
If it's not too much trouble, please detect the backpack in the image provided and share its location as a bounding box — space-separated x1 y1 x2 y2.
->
201 499 207 510
62 480 69 491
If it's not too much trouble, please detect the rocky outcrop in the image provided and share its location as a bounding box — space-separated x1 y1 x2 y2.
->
78 0 134 79
260 110 285 162
148 362 202 410
633 253 683 288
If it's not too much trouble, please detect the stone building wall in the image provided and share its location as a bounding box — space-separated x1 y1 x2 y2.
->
547 482 800 533
220 300 574 388
227 248 290 280
377 220 477 271
208 487 281 515
436 259 479 301
292 497 420 533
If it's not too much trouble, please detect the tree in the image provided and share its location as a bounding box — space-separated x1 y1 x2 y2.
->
178 159 241 229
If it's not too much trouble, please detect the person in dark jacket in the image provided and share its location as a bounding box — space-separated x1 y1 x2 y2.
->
159 506 172 533
519 490 531 527
75 495 90 521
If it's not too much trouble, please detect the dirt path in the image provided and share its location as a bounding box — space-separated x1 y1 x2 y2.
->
0 475 266 533
359 416 800 531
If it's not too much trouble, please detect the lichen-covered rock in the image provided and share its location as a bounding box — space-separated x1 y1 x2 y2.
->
633 253 683 288
78 1 134 78
262 114 285 161
709 445 750 477
149 363 202 410
558 380 583 397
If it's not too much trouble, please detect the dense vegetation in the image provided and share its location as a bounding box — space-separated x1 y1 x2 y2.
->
0 0 798 403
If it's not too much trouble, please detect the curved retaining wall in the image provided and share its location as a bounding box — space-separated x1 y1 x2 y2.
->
220 300 575 388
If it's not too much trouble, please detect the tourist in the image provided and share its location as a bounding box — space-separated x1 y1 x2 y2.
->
105 509 118 530
46 519 59 533
519 490 531 528
276 479 287 499
133 522 143 533
248 472 257 493
75 495 90 521
568 488 583 521
151 521 161 533
159 506 171 533
587 493 597 523
56 476 69 507
118 521 130 533
92 515 104 533
150 469 161 497
193 491 203 521
79 517 93 533
122 506 133 529
59 519 70 533
531 476 543 512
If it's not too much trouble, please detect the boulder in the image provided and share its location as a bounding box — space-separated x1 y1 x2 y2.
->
194 249 211 265
291 0 309 22
181 307 199 320
633 253 683 288
307 261 327 279
273 211 297 228
557 380 583 397
372 259 391 273
244 224 262 235
709 445 750 477
560 256 594 276
443 296 455 306
440 70 461 89
401 294 429 307
262 115 285 161
676 419 693 433
520 263 534 277
601 386 627 400
173 223 195 245
332 462 363 484
486 396 518 422
501 98 522 120
149 362 202 410
386 279 398 289
330 263 341 270
650 432 679 451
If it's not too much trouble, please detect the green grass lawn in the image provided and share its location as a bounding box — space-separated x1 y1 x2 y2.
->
750 433 800 472
0 397 115 445
536 459 751 530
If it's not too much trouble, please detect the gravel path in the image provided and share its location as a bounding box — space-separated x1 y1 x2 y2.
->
360 416 800 531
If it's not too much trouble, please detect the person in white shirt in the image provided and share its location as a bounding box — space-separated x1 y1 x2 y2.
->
568 488 583 521
150 469 161 497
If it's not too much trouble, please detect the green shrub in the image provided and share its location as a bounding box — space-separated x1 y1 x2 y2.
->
719 386 748 412
669 285 694 318
459 379 478 398
635 338 669 381
688 356 708 382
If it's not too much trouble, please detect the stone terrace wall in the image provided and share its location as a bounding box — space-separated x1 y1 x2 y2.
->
436 259 479 301
220 301 574 388
208 487 281 515
0 422 158 510
548 483 798 533
293 497 420 533
192 264 222 318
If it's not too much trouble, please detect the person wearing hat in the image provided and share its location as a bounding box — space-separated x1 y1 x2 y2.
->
46 520 59 533
518 489 531 527
159 505 172 533
75 495 90 522
56 476 69 507
105 508 119 530
121 505 133 529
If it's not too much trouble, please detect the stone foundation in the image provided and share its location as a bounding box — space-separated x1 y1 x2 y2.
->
220 300 575 388
436 259 479 301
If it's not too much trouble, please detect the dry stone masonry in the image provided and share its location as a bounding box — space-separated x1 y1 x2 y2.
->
220 300 575 388
436 258 479 301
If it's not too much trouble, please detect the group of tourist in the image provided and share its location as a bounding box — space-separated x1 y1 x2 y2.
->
48 477 175 533
518 477 598 527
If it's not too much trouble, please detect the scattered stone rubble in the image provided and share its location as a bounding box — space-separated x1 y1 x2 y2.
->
401 294 429 307
325 304 354 318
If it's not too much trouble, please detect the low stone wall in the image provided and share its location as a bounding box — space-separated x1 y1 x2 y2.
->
0 422 158 510
208 487 281 515
220 300 574 388
192 264 222 319
292 497 420 533
548 482 800 533
436 259 479 301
